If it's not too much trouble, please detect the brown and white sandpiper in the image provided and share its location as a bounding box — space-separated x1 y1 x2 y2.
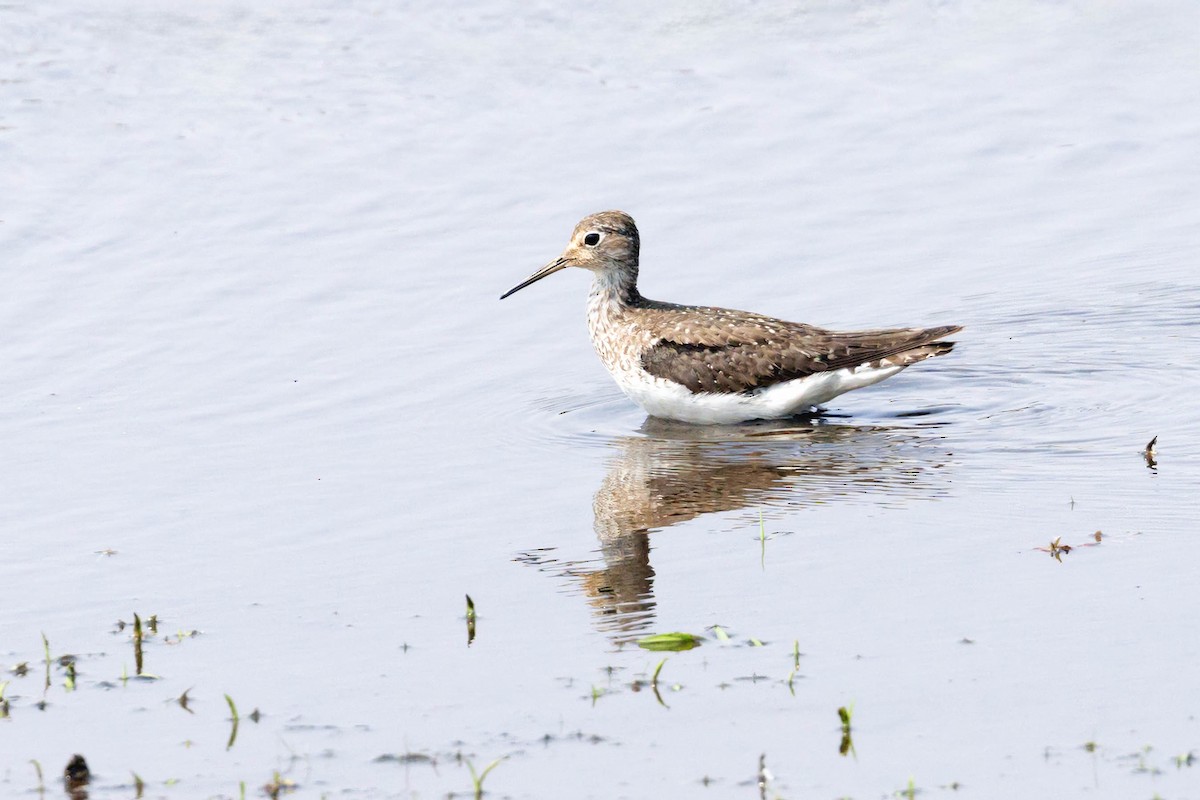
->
501 211 961 425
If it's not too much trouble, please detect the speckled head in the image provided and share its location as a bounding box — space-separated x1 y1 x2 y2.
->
500 210 640 300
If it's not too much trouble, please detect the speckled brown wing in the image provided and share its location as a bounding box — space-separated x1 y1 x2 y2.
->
636 302 961 395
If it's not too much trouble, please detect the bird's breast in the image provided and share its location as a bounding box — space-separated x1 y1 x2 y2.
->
586 295 656 382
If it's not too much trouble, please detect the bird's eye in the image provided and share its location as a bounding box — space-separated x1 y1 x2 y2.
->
583 232 602 246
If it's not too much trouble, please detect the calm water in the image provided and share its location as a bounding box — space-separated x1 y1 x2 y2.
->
3 1 1199 798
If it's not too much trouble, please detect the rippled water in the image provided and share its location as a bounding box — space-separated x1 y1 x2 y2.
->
3 1 1199 798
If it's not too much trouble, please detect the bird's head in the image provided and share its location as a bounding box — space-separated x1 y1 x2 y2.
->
501 210 640 299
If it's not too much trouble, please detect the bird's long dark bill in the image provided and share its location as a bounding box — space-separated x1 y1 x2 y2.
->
500 257 569 300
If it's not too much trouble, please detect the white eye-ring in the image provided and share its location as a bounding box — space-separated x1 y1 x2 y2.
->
583 231 603 247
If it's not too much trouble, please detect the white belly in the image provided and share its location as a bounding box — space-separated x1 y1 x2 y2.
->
613 363 907 425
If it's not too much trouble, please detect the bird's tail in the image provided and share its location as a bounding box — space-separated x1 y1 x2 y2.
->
894 334 958 365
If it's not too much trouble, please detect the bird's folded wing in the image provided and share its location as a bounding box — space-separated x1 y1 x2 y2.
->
639 308 960 395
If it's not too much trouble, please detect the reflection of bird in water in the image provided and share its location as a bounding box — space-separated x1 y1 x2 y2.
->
570 417 955 643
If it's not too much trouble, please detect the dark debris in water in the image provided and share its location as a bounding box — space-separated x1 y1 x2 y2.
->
264 772 298 798
64 754 90 798
380 730 611 771
375 752 437 765
540 730 607 746
465 594 477 646
1039 532 1103 562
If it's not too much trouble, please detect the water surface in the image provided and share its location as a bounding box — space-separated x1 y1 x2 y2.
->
2 1 1198 798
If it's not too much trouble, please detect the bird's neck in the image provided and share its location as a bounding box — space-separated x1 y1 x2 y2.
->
588 265 640 313
586 265 643 374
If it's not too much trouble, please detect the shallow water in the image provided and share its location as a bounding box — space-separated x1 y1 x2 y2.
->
3 1 1199 798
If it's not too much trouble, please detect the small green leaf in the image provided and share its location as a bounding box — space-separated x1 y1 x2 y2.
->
637 632 704 652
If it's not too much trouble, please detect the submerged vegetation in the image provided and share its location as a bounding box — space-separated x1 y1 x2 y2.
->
786 640 801 695
466 755 507 799
0 585 1190 797
838 703 856 757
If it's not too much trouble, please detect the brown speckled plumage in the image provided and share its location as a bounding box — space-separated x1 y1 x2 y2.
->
633 299 959 395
